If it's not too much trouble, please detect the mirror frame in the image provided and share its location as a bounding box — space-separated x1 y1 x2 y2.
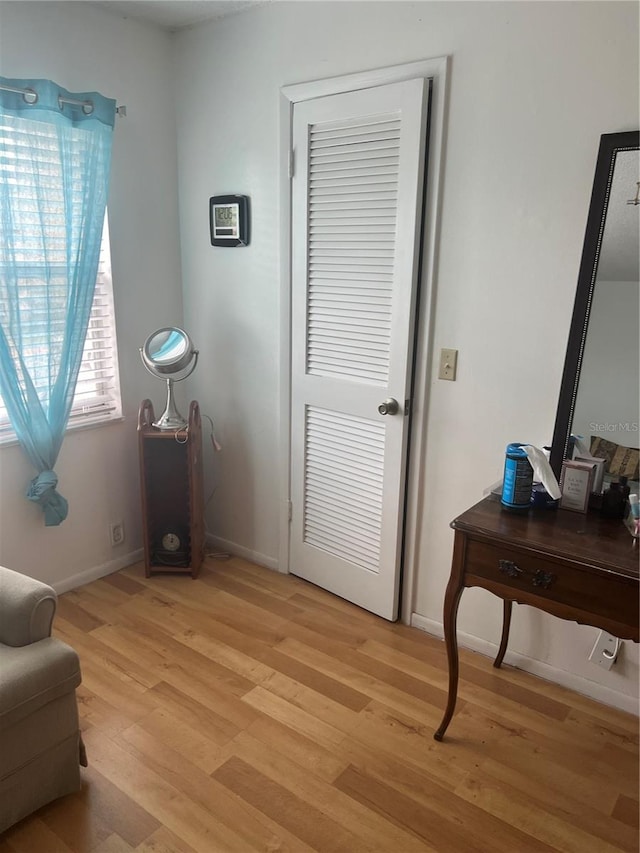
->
141 327 195 375
550 130 640 479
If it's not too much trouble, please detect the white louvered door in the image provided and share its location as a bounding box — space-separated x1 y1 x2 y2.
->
290 78 429 620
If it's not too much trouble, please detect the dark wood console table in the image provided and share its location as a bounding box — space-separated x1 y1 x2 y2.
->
434 496 639 741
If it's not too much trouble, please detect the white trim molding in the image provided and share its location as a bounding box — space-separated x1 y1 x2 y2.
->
205 533 281 573
52 549 143 595
411 613 640 716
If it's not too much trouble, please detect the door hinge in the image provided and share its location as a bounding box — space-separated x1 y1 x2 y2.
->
288 149 294 179
287 500 293 522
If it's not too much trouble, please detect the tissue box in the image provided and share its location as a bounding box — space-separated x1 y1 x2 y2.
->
531 483 560 509
560 460 596 513
574 454 606 493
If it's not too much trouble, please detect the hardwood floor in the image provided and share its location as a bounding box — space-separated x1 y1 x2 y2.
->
1 556 638 852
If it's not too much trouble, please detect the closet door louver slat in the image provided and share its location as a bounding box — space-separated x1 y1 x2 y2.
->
304 406 385 573
306 113 399 384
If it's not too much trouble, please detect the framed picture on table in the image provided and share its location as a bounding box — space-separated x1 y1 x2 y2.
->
560 459 596 512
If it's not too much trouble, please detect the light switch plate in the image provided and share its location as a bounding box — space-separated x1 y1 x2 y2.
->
438 348 458 381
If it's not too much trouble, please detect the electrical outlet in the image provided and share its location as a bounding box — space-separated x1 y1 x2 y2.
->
588 630 621 670
109 521 125 547
438 348 458 381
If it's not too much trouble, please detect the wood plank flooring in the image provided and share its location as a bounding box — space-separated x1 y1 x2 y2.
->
1 556 638 852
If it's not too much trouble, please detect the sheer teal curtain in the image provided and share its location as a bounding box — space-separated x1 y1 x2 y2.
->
0 77 116 525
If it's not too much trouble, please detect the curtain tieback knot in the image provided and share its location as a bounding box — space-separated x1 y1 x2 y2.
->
26 470 69 526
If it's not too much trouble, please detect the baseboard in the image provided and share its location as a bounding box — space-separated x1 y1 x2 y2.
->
411 613 639 716
53 537 280 595
205 533 281 572
52 549 144 595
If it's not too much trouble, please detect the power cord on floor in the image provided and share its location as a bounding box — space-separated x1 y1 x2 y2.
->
204 550 231 561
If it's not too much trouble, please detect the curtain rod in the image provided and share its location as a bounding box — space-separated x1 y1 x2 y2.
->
0 82 126 116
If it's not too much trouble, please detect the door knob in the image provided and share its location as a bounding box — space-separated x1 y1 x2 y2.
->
378 398 399 416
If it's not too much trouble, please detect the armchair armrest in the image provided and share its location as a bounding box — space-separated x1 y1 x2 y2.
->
0 566 57 647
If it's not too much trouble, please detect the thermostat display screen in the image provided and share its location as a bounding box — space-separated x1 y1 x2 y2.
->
209 194 249 247
213 203 239 238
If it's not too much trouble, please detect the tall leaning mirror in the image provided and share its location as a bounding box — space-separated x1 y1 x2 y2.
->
550 131 640 491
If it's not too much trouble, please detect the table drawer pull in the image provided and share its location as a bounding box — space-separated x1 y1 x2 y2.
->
498 559 556 589
532 569 556 589
498 559 523 578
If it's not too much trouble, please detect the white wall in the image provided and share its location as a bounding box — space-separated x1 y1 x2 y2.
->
0 1 184 588
174 1 639 710
0 0 637 712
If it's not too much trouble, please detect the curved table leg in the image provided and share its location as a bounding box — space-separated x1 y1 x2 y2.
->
493 599 512 668
434 534 466 742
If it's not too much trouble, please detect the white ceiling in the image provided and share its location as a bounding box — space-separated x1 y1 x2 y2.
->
95 0 267 31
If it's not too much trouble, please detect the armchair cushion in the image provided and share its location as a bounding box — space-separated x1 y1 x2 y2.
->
0 567 56 647
0 638 81 729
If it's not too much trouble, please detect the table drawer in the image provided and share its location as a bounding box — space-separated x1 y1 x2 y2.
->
464 538 639 632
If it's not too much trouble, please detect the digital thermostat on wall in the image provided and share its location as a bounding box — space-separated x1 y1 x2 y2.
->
209 194 250 247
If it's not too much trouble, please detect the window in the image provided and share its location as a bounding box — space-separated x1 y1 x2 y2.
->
0 213 122 443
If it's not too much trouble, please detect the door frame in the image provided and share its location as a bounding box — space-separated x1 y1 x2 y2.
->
278 56 450 624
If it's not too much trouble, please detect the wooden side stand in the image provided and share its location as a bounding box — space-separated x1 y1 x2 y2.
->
137 399 204 578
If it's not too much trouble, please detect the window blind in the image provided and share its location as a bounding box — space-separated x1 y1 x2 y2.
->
66 216 122 425
0 213 121 441
0 105 121 442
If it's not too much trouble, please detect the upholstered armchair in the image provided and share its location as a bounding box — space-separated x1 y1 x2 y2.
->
0 566 85 833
